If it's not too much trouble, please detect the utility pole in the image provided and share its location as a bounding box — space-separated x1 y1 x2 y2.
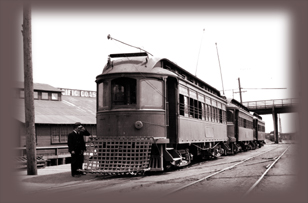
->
22 3 37 175
238 78 243 103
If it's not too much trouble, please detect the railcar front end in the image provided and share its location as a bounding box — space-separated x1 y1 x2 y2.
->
81 53 184 175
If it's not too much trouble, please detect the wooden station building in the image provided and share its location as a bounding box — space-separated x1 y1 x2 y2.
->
14 82 96 166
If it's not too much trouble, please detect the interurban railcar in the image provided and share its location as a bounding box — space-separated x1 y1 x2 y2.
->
82 52 264 175
226 99 265 154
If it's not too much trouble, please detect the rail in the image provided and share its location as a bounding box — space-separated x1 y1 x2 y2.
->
243 146 290 196
242 98 298 110
163 148 275 197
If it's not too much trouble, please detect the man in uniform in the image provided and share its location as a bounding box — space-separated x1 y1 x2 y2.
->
68 122 91 177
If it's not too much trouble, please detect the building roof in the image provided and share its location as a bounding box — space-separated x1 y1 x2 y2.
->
14 95 96 124
15 81 62 92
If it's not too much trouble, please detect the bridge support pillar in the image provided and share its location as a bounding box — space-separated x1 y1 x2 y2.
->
272 107 279 144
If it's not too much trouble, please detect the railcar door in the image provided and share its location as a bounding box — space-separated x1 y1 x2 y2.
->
234 109 239 141
166 77 178 144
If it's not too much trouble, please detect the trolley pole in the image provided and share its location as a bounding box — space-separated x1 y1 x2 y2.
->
215 43 225 96
238 78 243 103
22 3 37 175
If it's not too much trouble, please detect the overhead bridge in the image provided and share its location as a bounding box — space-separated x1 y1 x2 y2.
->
242 98 298 144
242 98 298 115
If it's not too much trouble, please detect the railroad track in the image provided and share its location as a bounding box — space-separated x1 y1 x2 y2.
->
162 145 290 197
243 146 290 196
21 144 291 199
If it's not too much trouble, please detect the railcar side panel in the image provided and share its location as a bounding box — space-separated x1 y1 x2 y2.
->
258 131 266 140
178 117 227 143
238 127 254 141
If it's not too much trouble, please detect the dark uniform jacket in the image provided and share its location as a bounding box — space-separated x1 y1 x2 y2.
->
67 130 90 154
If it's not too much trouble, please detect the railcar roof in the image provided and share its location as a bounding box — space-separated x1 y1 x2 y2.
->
100 52 222 97
226 98 250 112
253 112 263 120
102 55 177 77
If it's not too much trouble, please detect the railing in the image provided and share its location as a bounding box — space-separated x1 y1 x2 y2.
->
15 145 69 157
242 98 298 110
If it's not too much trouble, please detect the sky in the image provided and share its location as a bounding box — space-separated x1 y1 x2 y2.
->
15 7 299 133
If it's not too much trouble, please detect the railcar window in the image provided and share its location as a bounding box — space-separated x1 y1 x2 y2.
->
184 96 189 117
98 81 109 110
215 108 218 122
179 94 185 116
219 109 222 123
193 99 197 118
112 78 136 106
258 124 264 132
202 103 205 120
189 98 194 118
227 110 234 122
140 79 163 109
249 121 253 129
188 98 198 119
209 106 212 122
214 108 217 122
198 101 202 119
215 107 217 122
204 104 207 121
207 105 210 121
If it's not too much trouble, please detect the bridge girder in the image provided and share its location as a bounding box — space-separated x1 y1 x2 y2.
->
247 106 297 115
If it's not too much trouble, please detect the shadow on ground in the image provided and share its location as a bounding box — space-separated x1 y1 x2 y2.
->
21 172 96 184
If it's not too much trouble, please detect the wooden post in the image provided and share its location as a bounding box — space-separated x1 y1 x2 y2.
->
22 3 37 175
